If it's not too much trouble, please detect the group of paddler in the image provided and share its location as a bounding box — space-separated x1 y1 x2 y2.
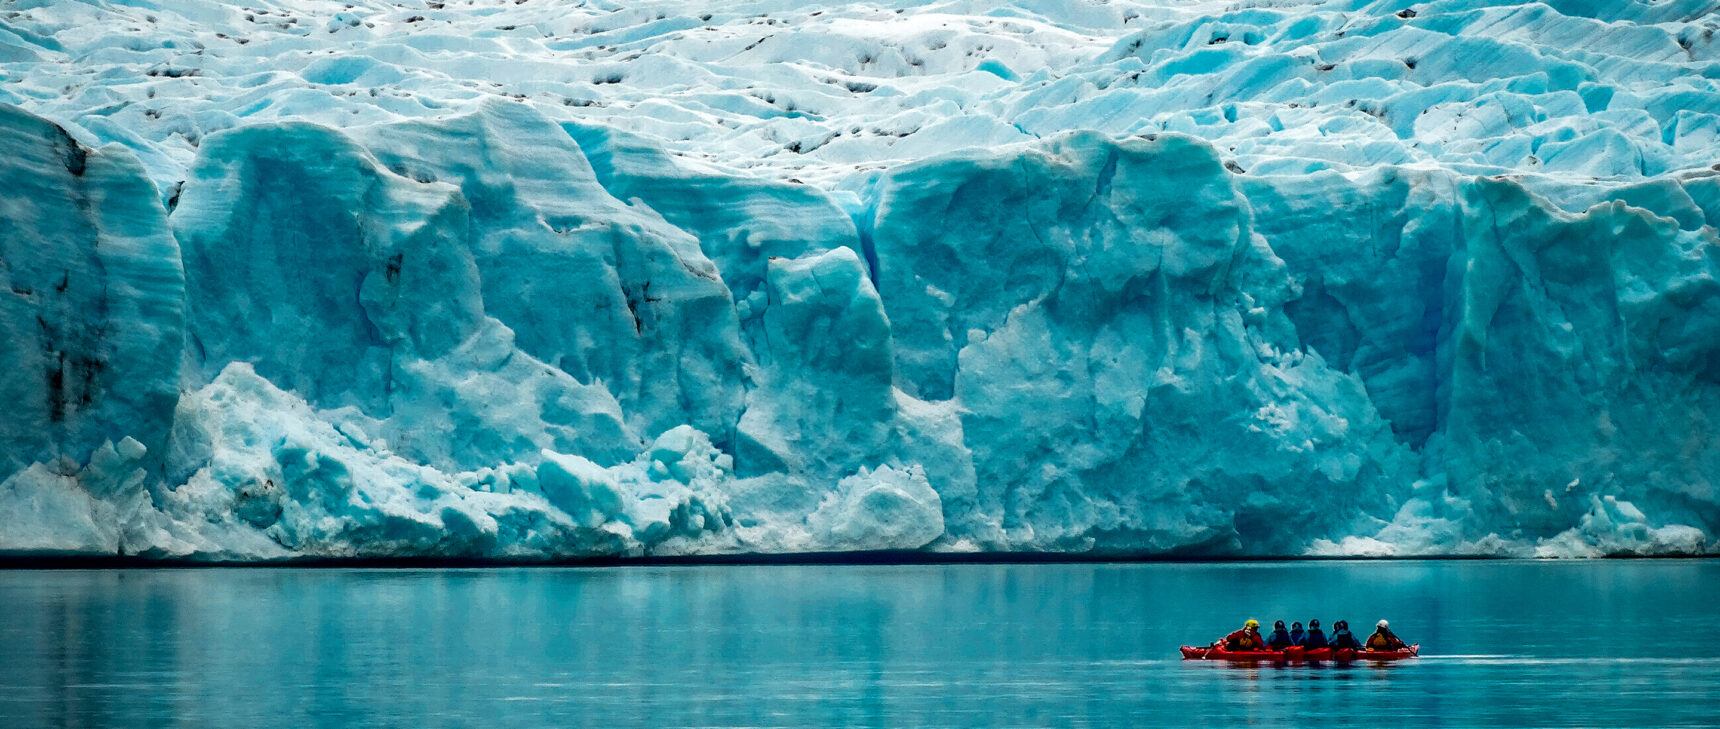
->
1218 618 1408 652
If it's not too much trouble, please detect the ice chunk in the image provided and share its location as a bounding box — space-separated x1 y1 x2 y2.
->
806 465 944 552
1536 496 1710 558
0 464 120 556
537 452 626 530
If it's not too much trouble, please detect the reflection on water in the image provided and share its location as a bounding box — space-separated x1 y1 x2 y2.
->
0 561 1716 728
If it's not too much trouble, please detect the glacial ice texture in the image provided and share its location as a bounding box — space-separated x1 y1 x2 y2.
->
1 0 1717 560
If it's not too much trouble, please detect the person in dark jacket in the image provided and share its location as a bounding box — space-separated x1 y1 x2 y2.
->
1328 620 1361 650
1303 619 1329 650
1266 620 1294 650
1288 622 1307 647
1366 620 1408 651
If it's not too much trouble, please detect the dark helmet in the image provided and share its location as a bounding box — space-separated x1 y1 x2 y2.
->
1309 619 1321 628
1274 620 1286 629
1292 622 1303 629
1335 620 1348 630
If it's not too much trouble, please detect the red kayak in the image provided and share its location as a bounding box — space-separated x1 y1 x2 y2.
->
1181 644 1419 662
1180 645 1304 661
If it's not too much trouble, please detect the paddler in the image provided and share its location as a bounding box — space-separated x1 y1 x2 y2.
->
1218 619 1266 651
1266 620 1294 650
1328 620 1361 650
1288 621 1307 647
1365 619 1408 651
1303 619 1328 650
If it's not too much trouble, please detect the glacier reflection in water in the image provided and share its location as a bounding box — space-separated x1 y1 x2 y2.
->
1 560 1715 728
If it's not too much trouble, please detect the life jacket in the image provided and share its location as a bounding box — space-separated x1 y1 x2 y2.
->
1303 628 1328 649
1329 629 1359 649
1289 629 1306 646
1267 629 1293 649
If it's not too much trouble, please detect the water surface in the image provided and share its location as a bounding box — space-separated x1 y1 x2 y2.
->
1 560 1715 728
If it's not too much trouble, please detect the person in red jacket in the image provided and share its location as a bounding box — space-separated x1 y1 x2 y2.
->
1218 619 1266 651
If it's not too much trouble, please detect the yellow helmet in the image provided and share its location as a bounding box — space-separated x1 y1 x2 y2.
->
1245 619 1259 628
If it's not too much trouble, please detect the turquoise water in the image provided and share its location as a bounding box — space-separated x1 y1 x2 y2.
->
1 560 1715 728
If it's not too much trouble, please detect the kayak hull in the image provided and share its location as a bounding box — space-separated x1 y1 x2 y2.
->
1180 644 1419 662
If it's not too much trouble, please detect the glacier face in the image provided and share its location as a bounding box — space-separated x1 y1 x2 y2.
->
1 0 1718 560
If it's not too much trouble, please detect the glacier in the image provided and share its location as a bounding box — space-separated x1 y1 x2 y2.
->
0 0 1717 560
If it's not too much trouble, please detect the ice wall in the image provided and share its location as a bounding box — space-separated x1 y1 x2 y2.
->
1 0 1717 559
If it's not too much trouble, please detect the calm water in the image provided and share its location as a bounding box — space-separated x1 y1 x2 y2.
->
1 560 1716 728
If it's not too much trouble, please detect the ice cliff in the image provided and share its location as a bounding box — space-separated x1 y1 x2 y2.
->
1 0 1717 560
